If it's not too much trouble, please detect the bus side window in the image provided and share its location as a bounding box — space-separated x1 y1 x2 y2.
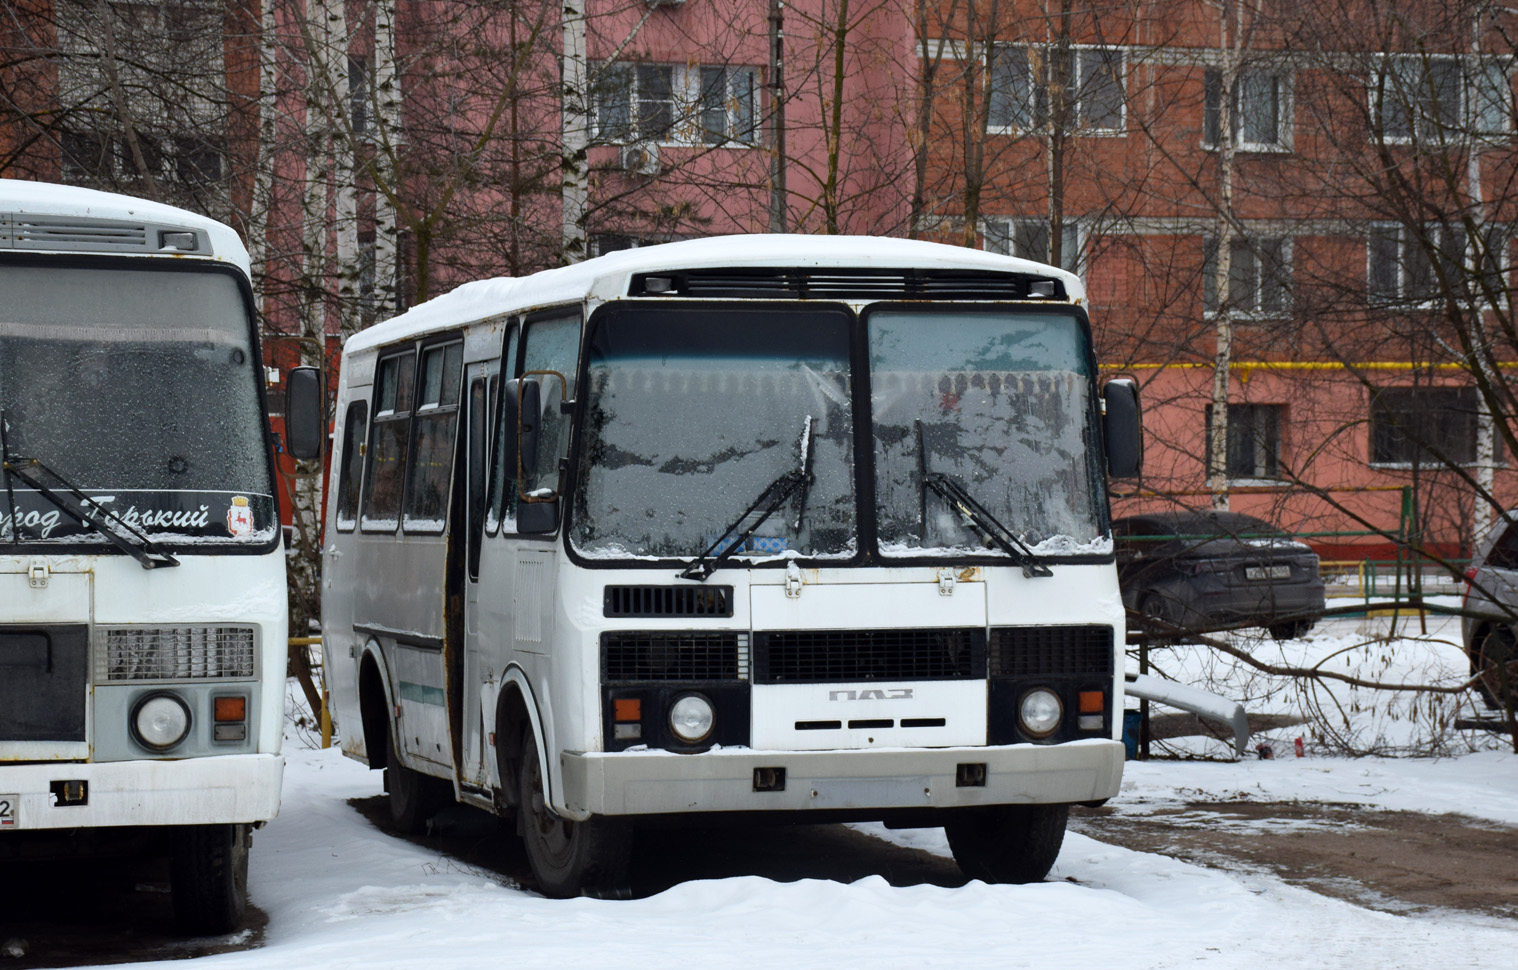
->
519 312 581 502
362 349 415 531
335 401 368 531
404 340 464 533
487 326 520 535
467 376 487 577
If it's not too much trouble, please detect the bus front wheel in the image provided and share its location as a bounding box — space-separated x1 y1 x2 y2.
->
170 822 249 935
944 804 1068 884
518 733 632 898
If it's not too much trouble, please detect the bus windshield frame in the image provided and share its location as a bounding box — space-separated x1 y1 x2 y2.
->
0 253 280 556
565 299 1112 570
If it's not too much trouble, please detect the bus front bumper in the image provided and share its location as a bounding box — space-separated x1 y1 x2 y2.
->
0 754 283 831
560 739 1123 818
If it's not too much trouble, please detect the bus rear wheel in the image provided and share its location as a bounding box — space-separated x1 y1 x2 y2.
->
170 822 249 935
518 733 631 898
944 804 1068 884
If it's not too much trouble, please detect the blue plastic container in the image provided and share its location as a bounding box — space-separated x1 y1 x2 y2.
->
1122 710 1143 760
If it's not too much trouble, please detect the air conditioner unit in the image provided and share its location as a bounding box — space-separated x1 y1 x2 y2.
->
619 142 660 176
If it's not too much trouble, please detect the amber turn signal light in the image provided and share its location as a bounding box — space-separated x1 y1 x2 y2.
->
1078 691 1104 714
214 696 247 722
613 697 642 722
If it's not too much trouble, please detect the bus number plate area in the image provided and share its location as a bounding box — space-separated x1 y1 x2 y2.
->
0 795 17 828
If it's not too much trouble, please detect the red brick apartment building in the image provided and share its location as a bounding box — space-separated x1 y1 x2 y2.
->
5 0 1515 564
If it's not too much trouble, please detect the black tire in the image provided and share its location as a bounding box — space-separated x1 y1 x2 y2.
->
945 804 1069 884
1267 618 1314 641
170 823 249 935
1140 592 1181 633
387 752 451 836
1475 628 1518 710
518 731 632 898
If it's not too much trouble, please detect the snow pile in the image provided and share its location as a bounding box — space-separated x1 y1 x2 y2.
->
202 741 1518 970
1132 610 1505 758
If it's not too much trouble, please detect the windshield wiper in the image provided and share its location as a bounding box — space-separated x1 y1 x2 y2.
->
678 416 814 582
1 411 180 569
915 420 1051 579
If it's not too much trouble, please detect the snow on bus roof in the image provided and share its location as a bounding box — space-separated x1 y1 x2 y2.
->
344 234 1084 355
0 178 249 270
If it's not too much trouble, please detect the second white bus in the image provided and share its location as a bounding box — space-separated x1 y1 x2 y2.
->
1 180 321 932
322 235 1141 896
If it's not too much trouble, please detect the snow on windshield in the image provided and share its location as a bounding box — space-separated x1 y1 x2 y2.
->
0 263 275 544
869 309 1102 556
571 307 856 560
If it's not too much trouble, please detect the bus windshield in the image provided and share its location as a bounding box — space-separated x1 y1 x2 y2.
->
0 262 276 547
571 306 856 561
869 308 1104 557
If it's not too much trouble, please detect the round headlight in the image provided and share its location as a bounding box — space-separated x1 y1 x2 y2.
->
668 694 715 744
1018 688 1063 739
133 693 192 751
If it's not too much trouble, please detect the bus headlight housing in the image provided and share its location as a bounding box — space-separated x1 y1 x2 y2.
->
1018 688 1063 739
132 691 192 751
668 693 715 744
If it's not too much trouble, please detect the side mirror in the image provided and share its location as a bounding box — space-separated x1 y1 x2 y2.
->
516 377 541 482
285 366 325 461
517 499 558 534
1103 378 1143 479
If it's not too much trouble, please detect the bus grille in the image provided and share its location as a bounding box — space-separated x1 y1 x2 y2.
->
753 628 985 684
988 626 1114 677
99 626 256 681
603 632 747 682
603 585 734 618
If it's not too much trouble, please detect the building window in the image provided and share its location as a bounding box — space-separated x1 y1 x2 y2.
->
589 233 681 257
349 55 370 136
1203 236 1290 316
983 218 1081 274
60 130 114 179
171 135 223 182
592 62 759 146
988 45 1125 135
1374 55 1511 141
1368 223 1507 305
58 129 223 184
358 231 377 325
699 66 756 144
1205 404 1282 480
1204 68 1288 149
1370 386 1480 466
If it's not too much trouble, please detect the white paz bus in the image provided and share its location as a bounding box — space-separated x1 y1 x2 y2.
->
323 236 1143 896
0 181 321 932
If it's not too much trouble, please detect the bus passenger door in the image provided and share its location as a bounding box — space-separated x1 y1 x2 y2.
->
325 396 369 761
457 365 492 787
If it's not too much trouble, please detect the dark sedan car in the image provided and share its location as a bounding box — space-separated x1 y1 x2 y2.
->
1459 509 1518 710
1113 511 1325 640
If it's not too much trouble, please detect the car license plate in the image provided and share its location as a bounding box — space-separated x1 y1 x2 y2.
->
0 794 16 828
1245 565 1291 581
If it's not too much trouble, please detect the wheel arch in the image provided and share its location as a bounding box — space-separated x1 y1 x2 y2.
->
494 666 553 815
357 641 394 770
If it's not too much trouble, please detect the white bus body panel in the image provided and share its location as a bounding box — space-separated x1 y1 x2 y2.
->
0 552 288 826
1 755 283 830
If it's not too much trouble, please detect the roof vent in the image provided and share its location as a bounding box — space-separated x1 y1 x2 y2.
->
628 267 1066 302
4 214 212 256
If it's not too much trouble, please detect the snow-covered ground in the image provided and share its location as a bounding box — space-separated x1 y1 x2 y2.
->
126 614 1518 969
